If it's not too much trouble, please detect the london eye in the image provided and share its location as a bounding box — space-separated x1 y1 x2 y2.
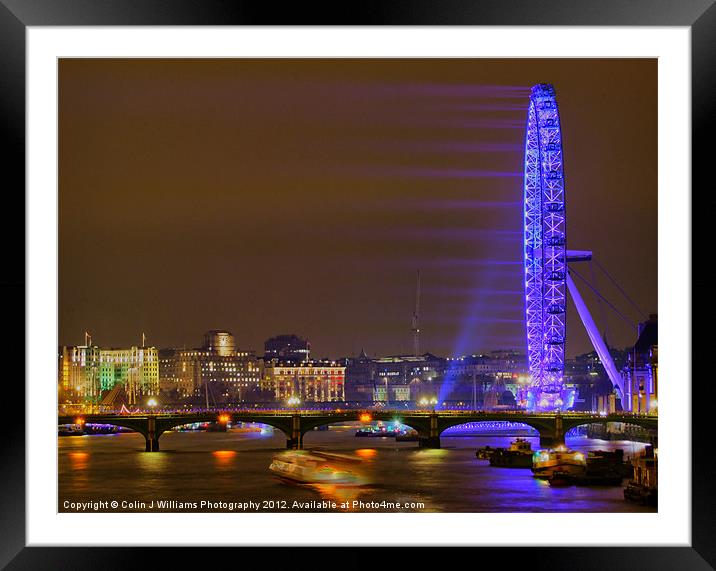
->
523 83 568 411
522 83 627 412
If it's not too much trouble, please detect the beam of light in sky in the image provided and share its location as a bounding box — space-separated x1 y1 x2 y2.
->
366 228 521 243
429 119 525 130
370 141 523 154
421 286 522 296
328 83 530 99
376 199 521 210
449 103 526 112
382 168 521 179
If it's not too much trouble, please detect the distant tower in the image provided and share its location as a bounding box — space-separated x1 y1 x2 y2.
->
203 330 236 356
412 270 421 356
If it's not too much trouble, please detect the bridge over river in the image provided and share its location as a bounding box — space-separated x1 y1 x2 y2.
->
58 410 658 452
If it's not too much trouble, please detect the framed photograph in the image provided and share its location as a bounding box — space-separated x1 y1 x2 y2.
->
2 0 707 567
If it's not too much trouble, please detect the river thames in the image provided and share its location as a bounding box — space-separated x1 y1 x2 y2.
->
58 424 655 513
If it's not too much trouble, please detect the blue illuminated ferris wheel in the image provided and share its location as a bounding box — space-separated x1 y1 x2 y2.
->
523 84 568 411
521 83 629 412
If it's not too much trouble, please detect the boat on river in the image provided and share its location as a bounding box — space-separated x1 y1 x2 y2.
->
476 445 496 460
395 428 420 442
58 425 85 437
488 438 534 468
269 450 370 486
355 424 399 437
623 445 657 505
532 445 587 479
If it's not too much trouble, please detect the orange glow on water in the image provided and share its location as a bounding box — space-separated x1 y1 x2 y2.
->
359 414 372 423
355 449 377 459
69 451 89 469
212 450 237 464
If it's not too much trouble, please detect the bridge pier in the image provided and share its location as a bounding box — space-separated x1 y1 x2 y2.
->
145 416 160 452
287 414 303 450
418 436 441 449
418 414 441 448
286 435 303 450
537 415 564 448
538 434 564 448
145 436 160 452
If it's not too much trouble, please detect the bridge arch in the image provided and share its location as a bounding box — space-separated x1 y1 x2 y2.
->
299 413 427 435
59 413 298 452
299 413 430 448
561 416 657 443
435 417 549 437
58 415 155 449
439 420 539 436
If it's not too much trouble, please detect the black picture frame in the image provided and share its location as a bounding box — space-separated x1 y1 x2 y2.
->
1 1 708 568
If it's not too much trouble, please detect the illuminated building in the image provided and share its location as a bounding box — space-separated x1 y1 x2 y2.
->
342 350 375 401
622 314 658 413
58 344 159 405
262 360 345 402
440 352 528 406
375 354 442 403
344 352 444 403
562 349 628 411
263 334 310 363
203 330 236 356
159 330 259 403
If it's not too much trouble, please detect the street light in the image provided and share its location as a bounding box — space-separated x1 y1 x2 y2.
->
147 398 158 410
287 395 301 408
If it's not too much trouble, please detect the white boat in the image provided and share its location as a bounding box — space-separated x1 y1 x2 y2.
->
531 444 586 479
269 450 369 486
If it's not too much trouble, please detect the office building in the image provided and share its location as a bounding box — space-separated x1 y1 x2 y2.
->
159 330 259 404
263 334 310 363
622 314 658 413
262 360 345 402
58 343 159 405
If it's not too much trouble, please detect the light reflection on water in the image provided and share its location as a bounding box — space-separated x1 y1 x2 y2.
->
212 450 238 466
58 427 655 513
308 483 372 507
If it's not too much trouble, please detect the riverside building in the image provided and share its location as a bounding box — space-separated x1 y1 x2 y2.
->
261 360 345 403
58 343 159 405
158 330 259 404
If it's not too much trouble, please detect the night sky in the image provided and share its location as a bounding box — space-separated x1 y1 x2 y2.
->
59 59 657 358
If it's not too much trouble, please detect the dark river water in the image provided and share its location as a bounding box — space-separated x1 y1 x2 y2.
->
59 424 655 513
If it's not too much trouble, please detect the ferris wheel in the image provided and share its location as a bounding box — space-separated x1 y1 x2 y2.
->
523 83 568 411
522 83 626 412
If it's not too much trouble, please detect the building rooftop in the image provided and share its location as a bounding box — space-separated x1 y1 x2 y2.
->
634 315 658 352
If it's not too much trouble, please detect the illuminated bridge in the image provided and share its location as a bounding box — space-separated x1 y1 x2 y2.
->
58 410 657 452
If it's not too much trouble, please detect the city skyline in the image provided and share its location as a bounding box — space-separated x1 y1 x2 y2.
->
59 59 657 358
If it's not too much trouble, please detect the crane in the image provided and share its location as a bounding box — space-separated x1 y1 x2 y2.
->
412 270 421 357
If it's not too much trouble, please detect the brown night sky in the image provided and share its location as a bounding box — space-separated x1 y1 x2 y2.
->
59 59 657 358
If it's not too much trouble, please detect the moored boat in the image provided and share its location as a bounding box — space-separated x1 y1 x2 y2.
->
623 445 657 506
488 438 534 468
476 445 496 460
547 471 573 487
58 425 85 437
355 424 399 437
532 445 586 479
395 428 419 442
